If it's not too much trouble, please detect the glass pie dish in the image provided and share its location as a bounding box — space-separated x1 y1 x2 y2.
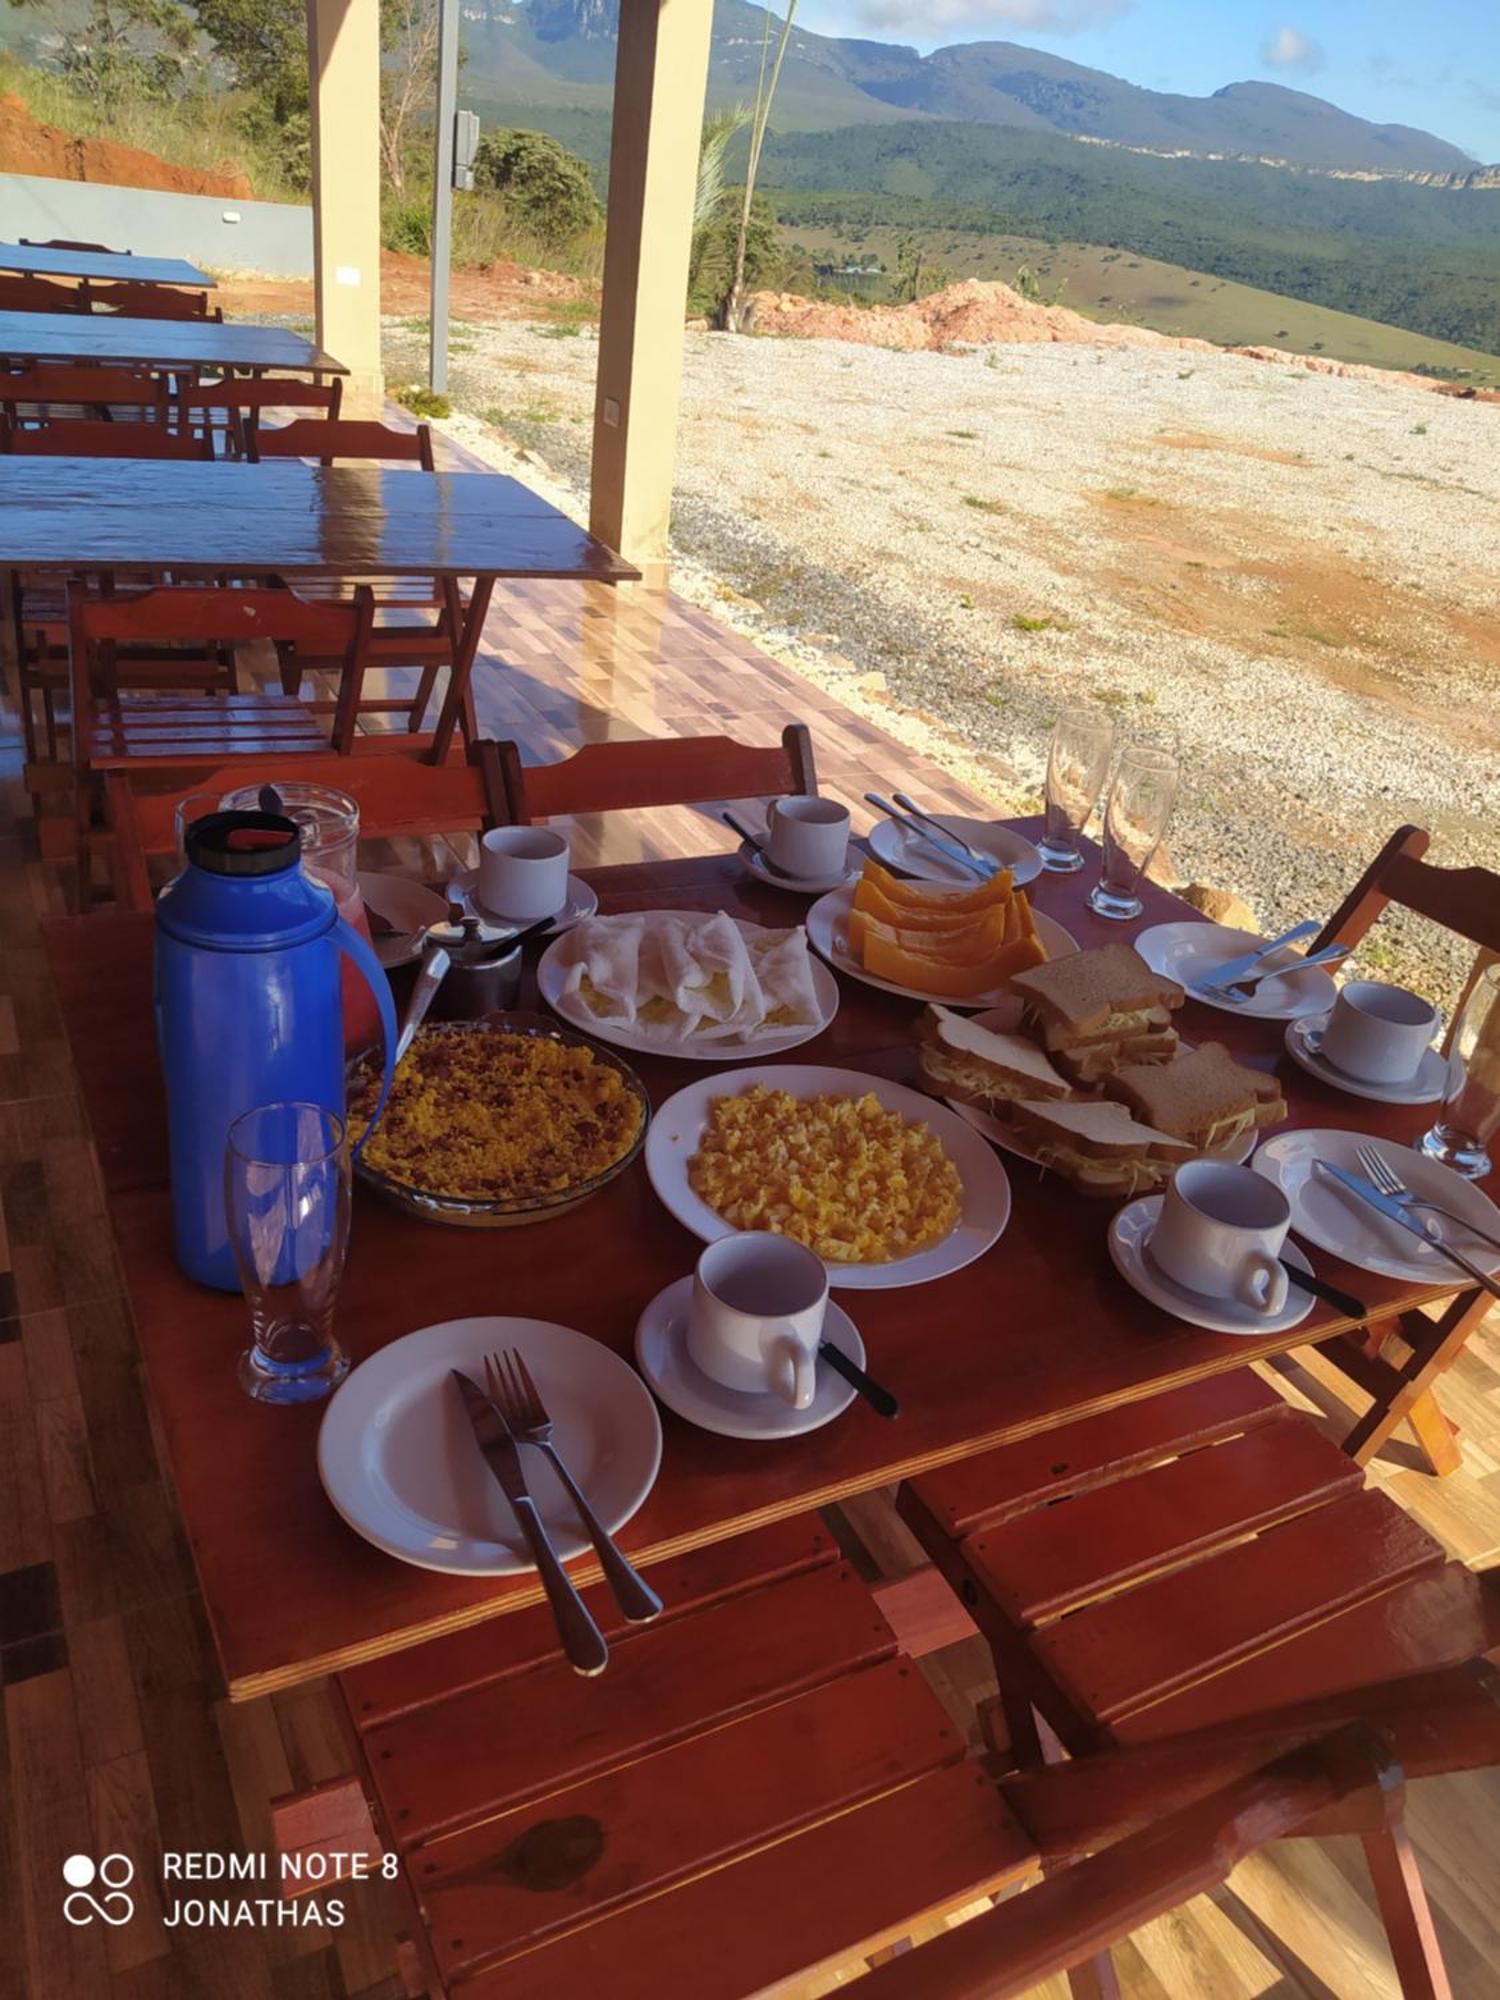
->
349 1015 651 1228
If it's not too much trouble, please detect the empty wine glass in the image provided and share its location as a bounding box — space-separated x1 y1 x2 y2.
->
1088 746 1179 922
1039 707 1116 873
1420 963 1500 1179
225 1103 351 1404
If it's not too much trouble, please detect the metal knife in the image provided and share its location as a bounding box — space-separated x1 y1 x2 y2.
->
1192 921 1321 993
864 793 993 880
1314 1163 1500 1303
450 1370 608 1676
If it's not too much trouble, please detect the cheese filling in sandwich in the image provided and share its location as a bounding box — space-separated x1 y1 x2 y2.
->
918 1005 1073 1113
1103 1042 1286 1152
1007 1097 1195 1197
1011 945 1185 1055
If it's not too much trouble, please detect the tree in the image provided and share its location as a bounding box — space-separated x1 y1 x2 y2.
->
689 105 748 303
473 128 601 247
7 0 196 108
379 0 441 198
722 0 798 332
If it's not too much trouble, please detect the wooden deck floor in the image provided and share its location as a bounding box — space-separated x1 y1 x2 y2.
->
2 574 1498 1999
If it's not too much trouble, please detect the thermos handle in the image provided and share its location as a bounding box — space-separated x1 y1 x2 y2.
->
335 918 399 1153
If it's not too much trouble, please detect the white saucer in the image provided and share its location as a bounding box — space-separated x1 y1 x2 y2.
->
317 1315 662 1575
868 815 1043 889
1109 1197 1316 1336
738 842 860 897
634 1276 863 1439
451 868 598 939
1284 1014 1447 1106
1136 921 1338 1022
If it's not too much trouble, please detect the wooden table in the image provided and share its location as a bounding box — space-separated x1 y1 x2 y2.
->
0 456 637 762
0 242 216 288
0 310 342 375
45 833 1486 1699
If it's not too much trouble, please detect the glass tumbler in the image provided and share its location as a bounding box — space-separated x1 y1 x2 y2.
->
1088 746 1179 922
1039 707 1116 872
225 1103 352 1404
173 792 226 872
1420 963 1500 1179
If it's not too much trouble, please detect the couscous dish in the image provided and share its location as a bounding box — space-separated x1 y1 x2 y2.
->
687 1083 963 1263
351 1025 646 1204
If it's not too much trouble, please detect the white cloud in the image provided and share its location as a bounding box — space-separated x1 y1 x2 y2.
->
1261 24 1326 74
852 0 1128 33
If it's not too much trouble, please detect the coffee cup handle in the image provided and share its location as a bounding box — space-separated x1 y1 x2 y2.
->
769 1333 817 1411
1236 1252 1288 1315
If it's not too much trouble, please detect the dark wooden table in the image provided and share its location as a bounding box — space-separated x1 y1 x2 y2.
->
0 456 637 761
0 310 341 375
44 834 1483 1699
0 242 216 287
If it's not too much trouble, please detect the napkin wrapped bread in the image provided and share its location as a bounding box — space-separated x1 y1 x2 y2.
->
557 911 822 1043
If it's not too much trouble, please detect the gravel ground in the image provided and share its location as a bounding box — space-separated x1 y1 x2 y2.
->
387 318 1500 1005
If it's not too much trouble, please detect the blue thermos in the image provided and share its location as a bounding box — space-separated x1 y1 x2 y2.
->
155 811 398 1290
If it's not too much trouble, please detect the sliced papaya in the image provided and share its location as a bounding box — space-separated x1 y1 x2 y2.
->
852 876 1001 932
859 856 1013 916
852 904 1012 967
863 929 1047 997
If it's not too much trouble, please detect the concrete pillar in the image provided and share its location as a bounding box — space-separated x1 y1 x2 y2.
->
306 0 384 413
589 0 714 581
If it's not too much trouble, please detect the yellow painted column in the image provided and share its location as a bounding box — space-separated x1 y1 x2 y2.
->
590 0 714 580
305 0 384 413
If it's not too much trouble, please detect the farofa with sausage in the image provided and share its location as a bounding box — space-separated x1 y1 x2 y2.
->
688 1083 962 1263
351 1026 644 1202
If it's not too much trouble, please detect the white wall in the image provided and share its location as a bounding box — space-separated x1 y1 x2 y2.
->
1 173 313 277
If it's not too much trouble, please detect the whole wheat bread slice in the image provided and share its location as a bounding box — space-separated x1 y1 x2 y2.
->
1011 944 1184 1051
1105 1042 1286 1145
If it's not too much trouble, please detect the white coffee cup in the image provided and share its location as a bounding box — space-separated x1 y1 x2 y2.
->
1318 979 1438 1085
477 826 570 921
1149 1159 1291 1314
685 1232 828 1410
765 796 850 880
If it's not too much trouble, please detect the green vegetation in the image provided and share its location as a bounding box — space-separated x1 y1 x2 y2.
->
394 384 451 418
1011 613 1068 633
473 127 601 246
962 495 1006 514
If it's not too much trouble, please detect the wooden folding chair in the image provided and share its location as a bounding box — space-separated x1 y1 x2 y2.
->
495 723 819 826
79 279 221 321
105 740 512 910
0 272 85 313
1 415 210 459
272 1503 1497 1999
0 362 167 425
66 583 375 907
895 1371 1500 1998
175 375 344 456
1309 823 1500 1475
245 416 474 744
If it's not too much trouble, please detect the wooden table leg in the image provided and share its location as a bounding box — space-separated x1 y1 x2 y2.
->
1335 1293 1487 1477
426 573 494 767
1405 1391 1463 1478
1361 1821 1453 2000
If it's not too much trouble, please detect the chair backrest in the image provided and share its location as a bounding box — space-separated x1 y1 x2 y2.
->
177 377 344 420
0 273 85 313
247 418 434 468
495 724 819 824
20 237 125 255
70 582 371 656
119 741 508 865
1315 825 1500 956
81 280 220 321
1 363 167 419
1 416 210 460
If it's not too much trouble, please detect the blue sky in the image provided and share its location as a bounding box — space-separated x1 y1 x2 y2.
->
796 1 1500 161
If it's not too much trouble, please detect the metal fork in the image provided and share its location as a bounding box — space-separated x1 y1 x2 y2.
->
485 1351 663 1624
1354 1144 1500 1255
1204 943 1349 1005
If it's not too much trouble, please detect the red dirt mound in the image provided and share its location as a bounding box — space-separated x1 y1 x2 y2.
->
0 90 250 197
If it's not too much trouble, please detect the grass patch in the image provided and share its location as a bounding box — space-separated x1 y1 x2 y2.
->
1011 613 1070 633
962 495 1007 514
395 386 452 419
946 428 979 439
483 401 561 429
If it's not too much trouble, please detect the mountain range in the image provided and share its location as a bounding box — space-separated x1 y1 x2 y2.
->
464 0 1483 178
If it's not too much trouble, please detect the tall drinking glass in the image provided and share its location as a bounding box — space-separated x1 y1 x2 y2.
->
1088 746 1179 922
173 792 225 872
1039 707 1116 873
225 1103 351 1404
1420 963 1500 1179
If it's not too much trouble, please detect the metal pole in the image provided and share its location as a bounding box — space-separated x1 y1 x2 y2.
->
429 0 459 394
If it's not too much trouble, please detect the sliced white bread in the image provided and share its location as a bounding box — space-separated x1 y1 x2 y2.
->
1008 1096 1195 1197
918 1005 1073 1109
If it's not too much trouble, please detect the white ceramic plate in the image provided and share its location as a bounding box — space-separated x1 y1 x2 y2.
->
317 1315 661 1576
644 1063 1011 1290
940 1001 1258 1170
1136 921 1338 1022
357 871 449 968
806 883 1078 1009
635 1276 864 1439
738 842 859 897
1109 1196 1315 1337
1284 1014 1447 1106
868 815 1043 889
1252 1129 1500 1283
450 868 599 939
536 918 840 1062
